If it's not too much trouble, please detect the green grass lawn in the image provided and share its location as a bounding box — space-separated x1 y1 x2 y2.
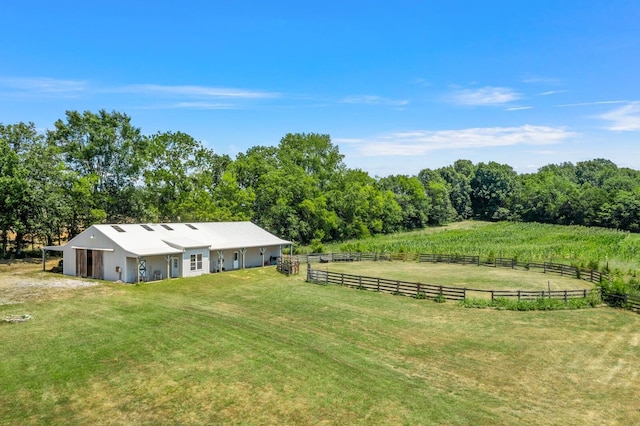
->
2 266 640 424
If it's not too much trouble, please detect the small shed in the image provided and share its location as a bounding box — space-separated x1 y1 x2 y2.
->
43 222 292 283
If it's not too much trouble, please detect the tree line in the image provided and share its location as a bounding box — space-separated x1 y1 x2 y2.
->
2 109 640 256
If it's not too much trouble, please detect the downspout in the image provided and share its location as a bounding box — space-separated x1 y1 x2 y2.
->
137 256 140 284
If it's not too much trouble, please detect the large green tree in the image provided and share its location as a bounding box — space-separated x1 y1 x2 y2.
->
470 162 517 220
47 110 147 224
377 175 430 230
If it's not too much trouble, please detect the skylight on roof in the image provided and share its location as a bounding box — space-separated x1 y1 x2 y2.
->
141 224 155 231
161 224 174 231
111 225 126 233
186 224 198 230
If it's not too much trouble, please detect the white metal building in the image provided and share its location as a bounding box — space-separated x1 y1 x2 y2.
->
43 222 292 283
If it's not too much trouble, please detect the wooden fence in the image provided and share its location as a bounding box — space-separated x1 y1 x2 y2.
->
276 256 300 275
297 252 607 284
600 289 640 312
306 264 591 302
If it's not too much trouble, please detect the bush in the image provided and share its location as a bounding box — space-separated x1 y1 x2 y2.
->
433 294 446 303
310 238 325 254
461 295 600 311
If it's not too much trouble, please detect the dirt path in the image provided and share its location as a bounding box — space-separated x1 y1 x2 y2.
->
0 259 99 305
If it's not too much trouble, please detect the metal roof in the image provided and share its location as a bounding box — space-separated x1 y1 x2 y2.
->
79 222 292 256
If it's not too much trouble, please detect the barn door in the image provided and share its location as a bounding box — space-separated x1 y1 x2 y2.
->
76 249 87 277
92 250 104 279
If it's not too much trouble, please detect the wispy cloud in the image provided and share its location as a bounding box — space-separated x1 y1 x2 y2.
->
341 95 409 106
111 84 280 99
506 106 533 111
538 90 567 96
410 78 432 87
336 125 575 157
558 100 630 107
521 76 563 85
449 86 521 106
599 102 640 131
0 76 88 96
138 102 240 110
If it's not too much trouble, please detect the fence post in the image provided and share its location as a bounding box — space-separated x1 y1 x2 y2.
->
517 290 521 301
306 263 311 281
396 280 400 294
377 278 380 292
341 273 344 286
491 290 494 302
417 283 421 297
325 271 329 285
358 275 361 288
564 290 568 302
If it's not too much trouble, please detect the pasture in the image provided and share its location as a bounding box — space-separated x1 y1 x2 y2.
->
322 261 594 291
1 262 640 425
327 221 640 273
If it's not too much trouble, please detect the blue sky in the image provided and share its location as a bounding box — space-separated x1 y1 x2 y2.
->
1 1 639 176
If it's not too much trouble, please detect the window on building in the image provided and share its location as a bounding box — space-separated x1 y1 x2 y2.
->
190 254 203 271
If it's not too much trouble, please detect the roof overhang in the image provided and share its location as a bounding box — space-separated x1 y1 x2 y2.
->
70 246 115 252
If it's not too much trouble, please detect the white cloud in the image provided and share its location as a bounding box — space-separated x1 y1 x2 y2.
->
0 76 88 95
137 102 240 110
538 90 567 96
341 95 409 106
521 76 563 85
112 84 279 99
449 86 521 106
599 102 640 131
506 106 533 111
558 100 630 107
336 125 576 157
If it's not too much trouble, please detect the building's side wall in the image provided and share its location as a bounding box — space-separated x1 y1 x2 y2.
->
136 255 167 281
209 245 284 271
126 257 138 283
62 245 76 276
182 248 210 278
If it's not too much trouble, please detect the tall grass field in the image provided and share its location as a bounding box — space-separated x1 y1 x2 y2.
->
2 263 640 424
324 221 640 273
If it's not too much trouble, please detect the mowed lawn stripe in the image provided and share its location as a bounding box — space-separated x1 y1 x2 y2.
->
1 268 639 424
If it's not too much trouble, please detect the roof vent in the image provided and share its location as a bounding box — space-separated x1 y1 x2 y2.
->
186 223 198 230
141 224 154 231
111 225 126 233
161 224 174 231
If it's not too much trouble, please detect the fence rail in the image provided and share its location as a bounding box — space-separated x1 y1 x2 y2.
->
601 289 640 312
306 265 593 302
296 252 607 284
